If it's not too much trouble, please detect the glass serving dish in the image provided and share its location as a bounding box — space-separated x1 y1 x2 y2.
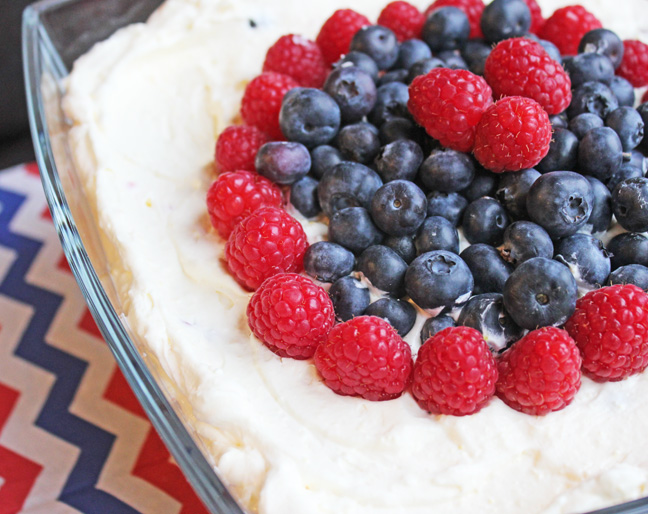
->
21 1 648 513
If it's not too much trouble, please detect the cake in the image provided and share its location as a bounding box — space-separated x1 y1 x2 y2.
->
62 1 648 513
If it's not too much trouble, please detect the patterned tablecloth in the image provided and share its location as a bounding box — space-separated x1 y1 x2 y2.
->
0 163 209 514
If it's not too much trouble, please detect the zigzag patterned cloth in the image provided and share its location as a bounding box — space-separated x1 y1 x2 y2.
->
0 163 210 514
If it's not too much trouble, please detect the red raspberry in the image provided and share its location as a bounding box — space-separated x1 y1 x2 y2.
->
496 327 582 416
617 40 648 88
240 72 298 140
247 273 335 359
642 89 648 104
314 316 413 401
424 0 485 39
408 68 493 153
206 171 283 239
473 96 552 173
215 125 269 173
225 206 308 290
412 327 498 416
484 37 572 115
378 1 425 42
539 5 602 56
565 284 648 382
316 9 371 65
263 34 329 88
523 0 544 34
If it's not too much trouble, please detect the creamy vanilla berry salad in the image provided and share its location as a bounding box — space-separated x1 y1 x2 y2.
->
63 0 648 512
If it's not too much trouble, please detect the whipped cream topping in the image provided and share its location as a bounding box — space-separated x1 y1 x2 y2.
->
63 1 648 512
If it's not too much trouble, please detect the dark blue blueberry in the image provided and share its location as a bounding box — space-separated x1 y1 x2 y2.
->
279 88 341 147
607 264 648 291
426 191 468 226
578 28 624 69
606 163 643 193
495 168 541 219
370 180 428 236
323 66 377 123
537 39 562 64
358 245 408 295
310 145 343 179
613 177 648 232
396 38 433 70
255 141 310 185
567 81 619 120
605 107 645 152
549 113 569 129
498 221 554 267
554 234 611 288
503 257 577 330
638 103 648 155
374 139 424 182
461 39 492 75
329 207 383 254
609 76 635 107
369 82 410 126
568 113 604 139
457 293 523 353
536 128 579 173
419 149 475 192
365 298 417 336
437 49 469 70
383 235 417 264
290 176 321 218
460 243 513 295
420 315 456 343
526 171 594 238
563 52 615 88
607 232 648 269
459 166 498 202
379 117 424 145
407 57 446 84
378 69 409 86
405 250 474 311
317 161 382 216
462 197 509 246
422 7 470 52
337 122 381 164
350 25 399 70
480 0 531 43
303 241 355 282
585 176 613 233
329 276 370 321
578 127 624 181
335 51 380 82
415 215 460 255
629 150 647 174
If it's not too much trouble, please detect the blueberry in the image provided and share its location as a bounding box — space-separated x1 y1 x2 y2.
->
578 127 624 181
310 145 343 179
554 234 611 288
335 51 380 82
279 88 341 147
329 207 383 254
526 171 594 238
460 243 513 295
357 245 408 295
563 52 615 88
498 221 554 267
462 197 509 246
396 39 433 70
638 103 648 154
537 39 562 64
350 25 399 70
337 122 381 164
567 81 619 120
324 66 378 123
329 276 370 321
536 128 579 173
549 113 569 129
420 314 456 343
457 293 523 353
370 180 427 236
606 232 648 269
383 235 417 264
437 50 469 70
578 28 624 69
318 161 382 216
304 241 355 282
405 250 473 311
461 39 492 75
480 0 531 43
365 298 417 336
407 57 446 84
422 7 470 52
415 215 460 255
607 264 648 291
495 168 541 219
426 191 468 226
609 76 635 107
379 117 424 145
606 163 643 193
255 141 311 185
585 176 613 233
378 69 409 86
459 166 498 202
503 257 577 330
290 176 321 217
613 177 648 232
374 139 424 182
369 82 411 126
568 113 604 139
605 107 645 152
419 149 475 192
629 150 647 174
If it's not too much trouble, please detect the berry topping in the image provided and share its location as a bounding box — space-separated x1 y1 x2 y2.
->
255 141 311 185
314 316 413 401
215 125 269 173
370 180 427 237
496 327 582 416
498 221 553 267
419 314 456 344
522 0 544 34
612 177 648 233
566 285 648 382
316 9 370 65
329 206 383 254
290 176 321 218
364 298 417 337
539 5 602 56
460 243 513 295
377 1 425 42
462 197 509 246
247 273 335 359
225 206 308 290
279 88 341 147
578 28 625 69
263 34 329 88
328 276 371 321
324 66 377 124
412 326 498 416
357 245 408 295
425 0 485 39
422 7 470 53
480 0 531 44
616 40 648 87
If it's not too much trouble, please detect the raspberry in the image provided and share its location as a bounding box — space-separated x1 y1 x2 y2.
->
247 273 335 359
484 37 571 115
378 1 425 42
215 125 270 173
412 327 498 416
565 284 648 382
616 40 648 88
643 89 648 104
206 170 283 239
263 34 329 88
316 9 370 65
539 5 602 56
424 0 485 39
314 316 413 401
408 68 493 153
225 206 308 290
473 96 552 173
240 72 298 140
523 0 544 34
496 327 582 416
